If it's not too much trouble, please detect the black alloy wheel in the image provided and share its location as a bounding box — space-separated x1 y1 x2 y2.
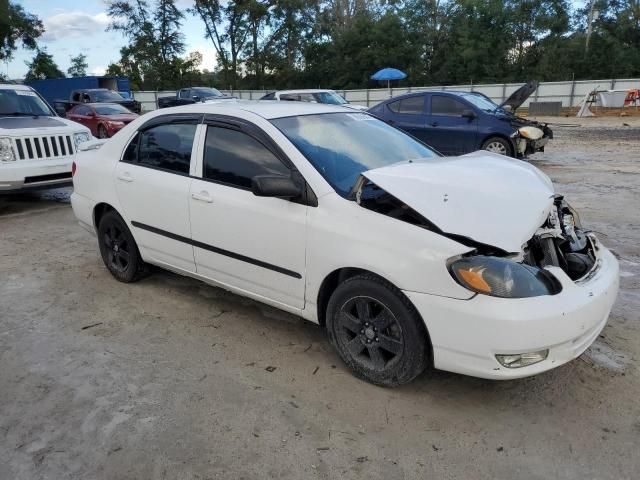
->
326 274 429 387
336 296 404 371
97 210 147 282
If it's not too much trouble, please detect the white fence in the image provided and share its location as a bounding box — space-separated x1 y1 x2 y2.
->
132 78 640 113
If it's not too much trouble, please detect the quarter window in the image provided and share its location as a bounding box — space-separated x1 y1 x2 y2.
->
134 123 197 174
387 96 424 115
203 126 290 189
431 96 467 116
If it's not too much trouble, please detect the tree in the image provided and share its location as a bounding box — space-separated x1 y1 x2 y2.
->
24 49 65 80
67 53 88 77
107 0 186 89
0 1 44 62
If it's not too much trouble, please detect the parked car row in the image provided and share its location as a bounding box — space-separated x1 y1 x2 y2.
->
67 101 617 387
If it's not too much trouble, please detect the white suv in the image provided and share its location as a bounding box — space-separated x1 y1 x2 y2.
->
71 102 618 386
0 83 91 192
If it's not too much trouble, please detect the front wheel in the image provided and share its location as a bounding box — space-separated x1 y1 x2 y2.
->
97 125 109 139
326 274 429 387
97 211 147 282
482 137 513 156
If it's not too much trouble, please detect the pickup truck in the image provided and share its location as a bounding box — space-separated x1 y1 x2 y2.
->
0 83 92 192
157 87 234 108
53 89 141 117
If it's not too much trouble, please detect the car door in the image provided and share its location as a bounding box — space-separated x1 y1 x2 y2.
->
68 105 94 135
189 118 307 310
383 96 429 144
114 114 201 273
423 95 478 155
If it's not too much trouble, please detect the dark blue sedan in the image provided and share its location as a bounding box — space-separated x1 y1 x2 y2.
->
367 85 552 158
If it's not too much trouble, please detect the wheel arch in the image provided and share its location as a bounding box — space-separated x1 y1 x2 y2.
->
93 202 116 229
316 267 434 365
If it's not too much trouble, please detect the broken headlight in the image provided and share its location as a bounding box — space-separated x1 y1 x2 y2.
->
449 256 561 298
518 126 544 140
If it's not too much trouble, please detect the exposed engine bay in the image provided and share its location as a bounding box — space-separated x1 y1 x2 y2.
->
523 195 597 281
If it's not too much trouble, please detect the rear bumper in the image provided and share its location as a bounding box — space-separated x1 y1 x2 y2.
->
405 246 619 379
0 158 73 192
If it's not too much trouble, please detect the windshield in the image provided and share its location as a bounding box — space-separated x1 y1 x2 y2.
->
314 91 348 105
272 112 438 197
0 88 54 116
193 88 223 98
94 104 132 115
94 90 125 101
459 93 500 112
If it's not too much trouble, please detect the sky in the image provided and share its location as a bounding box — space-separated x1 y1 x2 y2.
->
5 0 589 80
4 0 217 79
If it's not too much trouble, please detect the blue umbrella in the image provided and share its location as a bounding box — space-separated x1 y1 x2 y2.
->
371 68 407 96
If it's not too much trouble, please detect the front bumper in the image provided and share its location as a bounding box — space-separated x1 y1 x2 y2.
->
404 245 619 379
0 157 73 192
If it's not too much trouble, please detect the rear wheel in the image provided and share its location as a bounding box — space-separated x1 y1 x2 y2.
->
97 211 147 282
97 125 109 139
326 274 429 387
482 137 512 156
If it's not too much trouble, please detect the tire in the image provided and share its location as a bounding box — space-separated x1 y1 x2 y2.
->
97 210 147 283
481 136 512 156
97 125 109 139
326 274 429 387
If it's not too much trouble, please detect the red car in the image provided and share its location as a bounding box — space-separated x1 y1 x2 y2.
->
66 103 139 139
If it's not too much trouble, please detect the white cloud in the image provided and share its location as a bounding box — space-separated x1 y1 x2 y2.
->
91 66 107 76
41 11 113 42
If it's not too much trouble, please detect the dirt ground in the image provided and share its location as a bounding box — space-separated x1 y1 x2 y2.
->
1 121 639 479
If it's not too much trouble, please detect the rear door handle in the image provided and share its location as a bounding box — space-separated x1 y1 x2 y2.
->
430 122 439 127
117 172 134 183
191 191 213 203
387 119 396 125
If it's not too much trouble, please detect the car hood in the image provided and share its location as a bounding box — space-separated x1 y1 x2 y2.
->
361 151 555 252
0 115 90 134
499 80 538 112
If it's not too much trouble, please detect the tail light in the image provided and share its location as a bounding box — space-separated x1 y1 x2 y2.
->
71 161 77 177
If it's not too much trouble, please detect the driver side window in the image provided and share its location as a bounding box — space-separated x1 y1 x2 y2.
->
203 126 290 189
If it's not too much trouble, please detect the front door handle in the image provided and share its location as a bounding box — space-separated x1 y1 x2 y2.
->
117 172 134 183
191 191 213 203
387 119 396 125
430 122 439 127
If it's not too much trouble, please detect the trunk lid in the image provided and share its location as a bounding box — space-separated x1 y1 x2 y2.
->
361 151 555 252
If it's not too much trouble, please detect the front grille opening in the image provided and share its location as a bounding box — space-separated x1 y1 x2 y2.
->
23 172 72 184
34 138 43 158
25 138 33 158
15 139 25 159
58 136 66 156
50 136 58 156
43 138 51 157
66 136 73 154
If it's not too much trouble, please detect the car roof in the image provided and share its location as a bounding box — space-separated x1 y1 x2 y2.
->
153 100 352 120
79 103 129 108
385 90 473 102
277 89 336 94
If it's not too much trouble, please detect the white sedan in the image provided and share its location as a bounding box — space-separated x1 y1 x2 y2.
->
259 89 368 110
71 102 619 386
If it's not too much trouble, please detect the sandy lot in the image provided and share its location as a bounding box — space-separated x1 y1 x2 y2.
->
1 123 639 479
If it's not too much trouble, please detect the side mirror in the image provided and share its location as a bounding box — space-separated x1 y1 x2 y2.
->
86 111 95 117
252 174 302 199
461 109 477 120
54 104 67 117
192 95 201 102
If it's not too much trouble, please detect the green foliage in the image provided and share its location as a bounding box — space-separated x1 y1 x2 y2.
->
0 0 44 62
67 53 88 77
24 50 65 80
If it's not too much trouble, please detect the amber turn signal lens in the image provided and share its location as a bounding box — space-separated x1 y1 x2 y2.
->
457 268 492 294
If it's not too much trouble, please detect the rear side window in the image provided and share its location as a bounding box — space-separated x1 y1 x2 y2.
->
203 126 290 189
261 92 275 100
431 96 467 116
387 96 424 115
128 124 197 174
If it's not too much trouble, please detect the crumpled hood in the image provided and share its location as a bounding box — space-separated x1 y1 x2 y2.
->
361 151 555 252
